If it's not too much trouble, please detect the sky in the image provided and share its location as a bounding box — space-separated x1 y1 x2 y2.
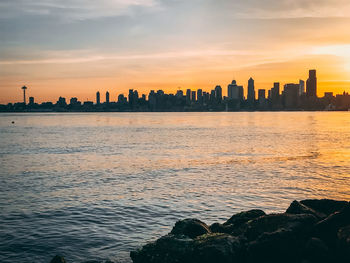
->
1 0 350 103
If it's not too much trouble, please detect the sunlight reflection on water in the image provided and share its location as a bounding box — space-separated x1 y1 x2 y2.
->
0 112 350 262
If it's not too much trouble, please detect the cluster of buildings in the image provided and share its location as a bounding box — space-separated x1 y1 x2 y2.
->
1 69 350 112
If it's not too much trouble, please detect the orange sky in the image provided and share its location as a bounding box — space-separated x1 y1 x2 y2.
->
1 1 350 104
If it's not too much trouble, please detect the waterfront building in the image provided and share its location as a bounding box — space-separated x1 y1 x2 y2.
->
247 78 255 103
306 69 317 97
106 91 110 104
96 91 100 105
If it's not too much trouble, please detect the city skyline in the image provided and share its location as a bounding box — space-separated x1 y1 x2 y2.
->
3 69 350 112
1 0 350 104
3 69 350 105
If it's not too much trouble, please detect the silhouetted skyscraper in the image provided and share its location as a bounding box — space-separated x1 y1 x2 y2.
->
186 89 191 104
284 83 299 108
106 91 110 104
96 91 100 105
197 89 203 104
29 97 34 105
306 69 317 97
191 91 196 102
299 80 305 96
247 78 255 103
258 89 265 100
228 80 244 101
215 85 222 102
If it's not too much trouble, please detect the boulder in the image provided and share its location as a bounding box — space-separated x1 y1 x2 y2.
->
243 213 318 241
192 233 243 263
224 209 266 227
246 228 301 263
170 218 210 239
313 203 350 246
210 210 266 235
300 199 348 216
337 225 350 262
303 237 330 263
130 234 194 263
286 200 326 219
50 256 67 263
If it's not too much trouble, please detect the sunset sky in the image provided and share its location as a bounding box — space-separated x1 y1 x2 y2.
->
1 0 350 104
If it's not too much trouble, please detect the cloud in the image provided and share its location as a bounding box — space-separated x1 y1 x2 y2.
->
0 0 157 20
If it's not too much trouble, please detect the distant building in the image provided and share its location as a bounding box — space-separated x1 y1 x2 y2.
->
176 90 184 98
57 97 67 107
106 91 110 104
284 84 299 108
70 97 78 105
96 91 100 105
191 90 196 102
29 97 35 105
197 89 203 103
299 80 305 96
186 89 191 104
228 80 244 101
247 78 255 103
215 85 222 102
258 89 266 100
306 69 317 97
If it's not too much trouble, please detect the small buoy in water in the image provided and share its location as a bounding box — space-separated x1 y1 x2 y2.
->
12 121 15 124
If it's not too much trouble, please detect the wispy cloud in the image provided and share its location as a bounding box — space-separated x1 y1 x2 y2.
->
0 0 157 20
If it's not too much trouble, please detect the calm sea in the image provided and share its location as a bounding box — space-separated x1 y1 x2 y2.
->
1 112 350 262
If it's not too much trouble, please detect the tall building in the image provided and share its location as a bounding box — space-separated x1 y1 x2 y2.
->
299 80 305 96
96 91 100 105
247 78 255 103
106 91 110 104
191 90 196 102
215 85 222 102
29 97 34 105
186 89 191 104
284 84 299 108
258 89 266 100
227 80 244 101
306 69 317 97
197 89 203 104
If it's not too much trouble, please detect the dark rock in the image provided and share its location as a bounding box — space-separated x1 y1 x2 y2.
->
247 228 301 263
50 255 67 263
303 237 330 263
300 199 348 216
243 213 318 241
210 209 265 235
224 209 266 226
130 234 194 263
192 233 243 263
170 218 210 239
337 225 350 262
286 200 326 219
313 203 350 246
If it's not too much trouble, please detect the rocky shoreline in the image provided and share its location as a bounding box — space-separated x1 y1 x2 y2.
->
49 199 350 263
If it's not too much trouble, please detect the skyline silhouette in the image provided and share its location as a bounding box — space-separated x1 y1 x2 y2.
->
2 69 350 112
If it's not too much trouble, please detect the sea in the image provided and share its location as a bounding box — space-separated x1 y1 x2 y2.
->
0 112 349 262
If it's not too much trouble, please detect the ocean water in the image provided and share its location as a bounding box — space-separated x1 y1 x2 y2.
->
0 112 350 263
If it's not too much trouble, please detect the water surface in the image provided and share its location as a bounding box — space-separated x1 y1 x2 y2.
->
0 112 350 262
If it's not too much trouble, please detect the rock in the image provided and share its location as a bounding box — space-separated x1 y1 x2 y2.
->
50 255 67 263
170 218 210 239
192 233 243 263
243 213 318 241
130 234 194 263
337 225 350 262
286 200 326 219
313 203 350 246
303 237 330 263
300 199 348 216
224 209 266 226
246 228 301 263
210 210 265 235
